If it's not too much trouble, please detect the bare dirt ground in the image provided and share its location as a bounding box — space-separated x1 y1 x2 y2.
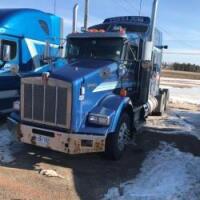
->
0 106 199 200
0 76 199 200
161 69 200 80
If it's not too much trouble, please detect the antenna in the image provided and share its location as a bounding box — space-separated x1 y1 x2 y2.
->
53 0 56 14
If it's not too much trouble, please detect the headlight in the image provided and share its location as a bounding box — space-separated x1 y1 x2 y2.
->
88 113 110 126
13 100 20 111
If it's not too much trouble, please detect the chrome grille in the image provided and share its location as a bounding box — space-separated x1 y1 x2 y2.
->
21 78 72 129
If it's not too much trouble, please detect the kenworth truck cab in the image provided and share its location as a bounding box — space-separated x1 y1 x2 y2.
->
0 8 63 114
8 15 169 160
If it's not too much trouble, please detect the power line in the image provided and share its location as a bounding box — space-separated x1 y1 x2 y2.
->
116 0 136 14
115 0 199 51
163 51 200 56
121 0 140 14
159 26 198 49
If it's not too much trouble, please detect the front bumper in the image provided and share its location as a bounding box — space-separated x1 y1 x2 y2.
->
7 119 106 154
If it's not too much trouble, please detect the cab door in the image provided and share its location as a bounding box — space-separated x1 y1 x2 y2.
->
0 36 20 89
0 35 20 112
149 49 162 97
120 44 139 99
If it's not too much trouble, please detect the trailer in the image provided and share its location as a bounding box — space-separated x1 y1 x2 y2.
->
8 1 169 160
0 8 63 114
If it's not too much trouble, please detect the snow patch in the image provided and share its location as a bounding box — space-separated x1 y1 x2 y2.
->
161 77 200 87
146 114 193 133
103 143 200 200
145 111 200 140
39 169 64 179
160 77 200 106
0 128 16 164
169 87 200 105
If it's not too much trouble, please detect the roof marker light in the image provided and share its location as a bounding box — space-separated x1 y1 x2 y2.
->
120 88 127 97
88 29 105 33
119 27 126 35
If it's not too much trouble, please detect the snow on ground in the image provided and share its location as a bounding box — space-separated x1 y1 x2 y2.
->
161 77 200 88
145 112 193 133
103 143 200 200
144 110 200 140
0 128 16 164
160 77 200 106
166 87 200 105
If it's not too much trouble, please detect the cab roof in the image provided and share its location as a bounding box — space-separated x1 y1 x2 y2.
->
68 16 150 42
0 8 60 41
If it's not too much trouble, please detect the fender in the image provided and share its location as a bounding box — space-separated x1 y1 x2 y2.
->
79 94 133 135
96 94 133 133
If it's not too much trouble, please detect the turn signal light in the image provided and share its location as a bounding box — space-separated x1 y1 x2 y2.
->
119 27 126 35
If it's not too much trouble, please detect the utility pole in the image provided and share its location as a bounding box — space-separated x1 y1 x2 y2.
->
84 0 89 30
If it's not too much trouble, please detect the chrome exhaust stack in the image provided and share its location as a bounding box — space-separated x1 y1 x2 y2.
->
72 3 79 33
84 0 89 30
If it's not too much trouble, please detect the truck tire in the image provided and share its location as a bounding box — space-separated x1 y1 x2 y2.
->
105 113 130 160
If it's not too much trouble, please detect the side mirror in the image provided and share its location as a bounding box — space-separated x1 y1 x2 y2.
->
118 64 128 77
81 27 87 32
156 45 168 50
142 41 153 62
163 45 168 49
1 45 12 62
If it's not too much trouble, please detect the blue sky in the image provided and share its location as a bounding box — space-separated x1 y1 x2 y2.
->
1 0 200 64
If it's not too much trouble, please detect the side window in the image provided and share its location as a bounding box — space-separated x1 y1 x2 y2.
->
1 40 17 60
67 44 80 58
127 45 138 61
153 52 161 73
39 20 49 35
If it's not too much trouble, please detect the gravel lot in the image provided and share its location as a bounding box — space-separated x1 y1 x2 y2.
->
0 77 199 200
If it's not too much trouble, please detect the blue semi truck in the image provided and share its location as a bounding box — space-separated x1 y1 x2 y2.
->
0 8 63 114
8 1 169 160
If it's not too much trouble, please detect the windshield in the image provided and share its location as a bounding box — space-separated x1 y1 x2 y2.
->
66 38 123 61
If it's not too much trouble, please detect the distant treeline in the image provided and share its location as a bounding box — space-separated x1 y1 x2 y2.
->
164 63 200 72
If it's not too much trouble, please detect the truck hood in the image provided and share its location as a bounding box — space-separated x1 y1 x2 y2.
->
49 59 118 82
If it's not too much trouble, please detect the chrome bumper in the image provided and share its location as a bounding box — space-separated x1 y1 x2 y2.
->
17 124 106 154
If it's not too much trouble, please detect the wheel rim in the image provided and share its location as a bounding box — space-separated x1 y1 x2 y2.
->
118 122 129 151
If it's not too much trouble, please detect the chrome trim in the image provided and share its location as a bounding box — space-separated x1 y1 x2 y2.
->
7 117 18 125
21 77 72 129
55 86 58 124
88 113 110 126
20 124 106 154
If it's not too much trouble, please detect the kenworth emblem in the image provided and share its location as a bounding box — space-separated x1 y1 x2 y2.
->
42 72 50 84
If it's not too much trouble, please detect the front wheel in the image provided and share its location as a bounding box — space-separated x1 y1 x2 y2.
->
105 113 130 160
